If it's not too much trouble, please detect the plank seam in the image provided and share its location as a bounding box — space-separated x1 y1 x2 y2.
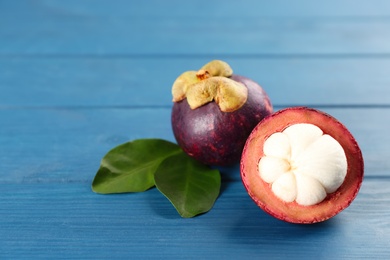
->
2 53 390 60
1 104 390 110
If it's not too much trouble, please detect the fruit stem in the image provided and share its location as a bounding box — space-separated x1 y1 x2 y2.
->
196 70 211 80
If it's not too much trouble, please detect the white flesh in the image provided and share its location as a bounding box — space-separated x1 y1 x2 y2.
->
258 123 347 206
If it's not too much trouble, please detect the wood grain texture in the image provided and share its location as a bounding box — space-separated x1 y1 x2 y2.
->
0 180 389 259
0 107 388 184
1 1 390 55
1 58 390 107
4 0 390 17
1 0 389 259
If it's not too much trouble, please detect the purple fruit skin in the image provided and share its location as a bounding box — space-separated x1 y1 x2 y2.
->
171 75 273 166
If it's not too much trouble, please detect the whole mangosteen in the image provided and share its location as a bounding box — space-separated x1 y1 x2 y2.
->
171 60 273 166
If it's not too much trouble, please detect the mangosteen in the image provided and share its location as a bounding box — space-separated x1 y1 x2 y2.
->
240 107 364 224
171 60 273 166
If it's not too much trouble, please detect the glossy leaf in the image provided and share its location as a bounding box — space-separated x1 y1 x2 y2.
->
92 139 181 194
154 153 221 218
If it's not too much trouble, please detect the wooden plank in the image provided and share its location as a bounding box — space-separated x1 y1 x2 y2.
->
0 108 175 184
1 57 390 107
1 1 387 259
0 179 389 259
4 0 390 17
0 107 388 184
1 1 390 55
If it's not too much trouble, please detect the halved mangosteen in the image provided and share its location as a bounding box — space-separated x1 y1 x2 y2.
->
240 107 364 224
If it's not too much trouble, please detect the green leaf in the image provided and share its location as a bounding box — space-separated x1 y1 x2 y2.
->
154 153 221 218
92 139 182 194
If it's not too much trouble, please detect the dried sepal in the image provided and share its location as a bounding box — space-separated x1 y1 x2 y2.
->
214 77 248 112
171 60 248 112
186 77 248 112
172 71 199 102
185 78 218 109
200 60 233 77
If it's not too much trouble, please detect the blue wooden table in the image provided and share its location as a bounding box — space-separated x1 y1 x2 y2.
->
1 1 390 258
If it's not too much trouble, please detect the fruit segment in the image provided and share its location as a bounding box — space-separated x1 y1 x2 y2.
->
258 123 348 206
